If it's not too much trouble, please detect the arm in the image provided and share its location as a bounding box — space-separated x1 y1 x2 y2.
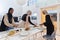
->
12 18 19 27
12 18 15 25
25 15 30 30
26 15 29 23
4 15 14 27
40 22 47 26
43 22 47 26
28 17 35 25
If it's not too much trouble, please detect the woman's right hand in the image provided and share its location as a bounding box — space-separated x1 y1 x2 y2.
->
40 24 43 26
34 25 37 27
13 24 18 27
25 27 30 31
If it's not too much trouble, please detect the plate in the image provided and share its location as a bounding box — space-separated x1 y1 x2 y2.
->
20 31 29 36
35 27 46 31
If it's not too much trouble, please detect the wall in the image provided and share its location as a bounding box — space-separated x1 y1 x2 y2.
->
0 0 23 17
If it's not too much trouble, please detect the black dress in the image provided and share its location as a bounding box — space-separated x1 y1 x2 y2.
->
43 15 54 35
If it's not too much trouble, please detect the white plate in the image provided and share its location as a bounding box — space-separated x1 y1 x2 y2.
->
35 27 46 31
20 31 29 36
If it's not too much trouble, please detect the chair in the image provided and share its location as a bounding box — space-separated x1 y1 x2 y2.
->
43 31 56 40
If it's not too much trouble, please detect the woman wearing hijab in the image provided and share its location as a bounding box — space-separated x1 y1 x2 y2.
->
40 10 54 36
0 8 18 31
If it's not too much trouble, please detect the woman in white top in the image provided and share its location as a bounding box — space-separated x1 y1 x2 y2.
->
0 8 18 31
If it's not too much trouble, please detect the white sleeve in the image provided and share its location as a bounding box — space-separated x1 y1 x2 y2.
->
4 15 13 27
12 18 15 24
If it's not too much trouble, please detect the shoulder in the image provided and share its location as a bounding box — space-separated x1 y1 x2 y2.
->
4 14 8 18
22 14 27 17
46 14 50 16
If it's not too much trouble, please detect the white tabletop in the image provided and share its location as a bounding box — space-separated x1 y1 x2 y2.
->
0 27 46 40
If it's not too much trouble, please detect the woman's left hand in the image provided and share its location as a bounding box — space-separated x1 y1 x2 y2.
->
39 24 43 26
34 25 37 27
13 24 19 27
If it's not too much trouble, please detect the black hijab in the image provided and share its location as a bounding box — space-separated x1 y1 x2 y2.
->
7 8 13 24
45 15 52 24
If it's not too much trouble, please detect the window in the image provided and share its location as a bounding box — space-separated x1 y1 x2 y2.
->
48 10 57 21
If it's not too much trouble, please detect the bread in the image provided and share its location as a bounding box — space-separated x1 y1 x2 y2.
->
8 30 16 36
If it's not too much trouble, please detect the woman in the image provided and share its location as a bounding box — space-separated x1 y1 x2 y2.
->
0 8 17 31
40 10 54 36
19 10 37 30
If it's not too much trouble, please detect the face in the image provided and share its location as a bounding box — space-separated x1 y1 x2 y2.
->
27 11 32 16
10 9 14 14
42 10 48 15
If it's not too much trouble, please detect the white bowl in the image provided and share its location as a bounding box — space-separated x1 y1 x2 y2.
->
20 31 29 36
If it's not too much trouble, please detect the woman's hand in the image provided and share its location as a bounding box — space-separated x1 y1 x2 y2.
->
13 24 18 27
34 25 37 27
25 27 30 31
40 24 43 26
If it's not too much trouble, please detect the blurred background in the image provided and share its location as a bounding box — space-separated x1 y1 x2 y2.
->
0 0 60 35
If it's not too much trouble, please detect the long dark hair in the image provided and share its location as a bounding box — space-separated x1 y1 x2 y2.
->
7 8 13 23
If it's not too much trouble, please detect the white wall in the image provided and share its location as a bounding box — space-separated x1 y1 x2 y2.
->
0 0 59 25
0 0 59 16
36 0 59 8
0 0 22 17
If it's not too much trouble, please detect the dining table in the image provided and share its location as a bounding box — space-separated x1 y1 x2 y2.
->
0 26 46 40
